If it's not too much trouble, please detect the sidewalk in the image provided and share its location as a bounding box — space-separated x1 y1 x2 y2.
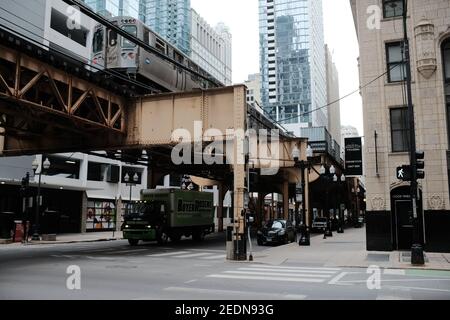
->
0 231 123 245
253 227 450 271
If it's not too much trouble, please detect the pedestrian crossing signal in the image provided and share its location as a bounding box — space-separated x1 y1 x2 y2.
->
396 166 411 181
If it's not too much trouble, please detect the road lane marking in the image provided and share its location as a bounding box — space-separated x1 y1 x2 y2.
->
384 269 406 275
200 254 226 260
224 271 331 278
384 285 450 293
175 253 212 259
147 251 190 257
207 274 325 283
238 267 337 274
328 272 352 285
249 264 341 271
164 286 307 299
184 279 198 284
337 278 450 284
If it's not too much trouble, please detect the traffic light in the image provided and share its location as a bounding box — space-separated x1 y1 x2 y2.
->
415 151 425 180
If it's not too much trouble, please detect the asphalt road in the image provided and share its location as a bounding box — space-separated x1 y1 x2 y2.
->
1 233 450 300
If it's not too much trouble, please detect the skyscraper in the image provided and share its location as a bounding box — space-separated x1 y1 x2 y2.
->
82 0 140 19
191 10 232 85
325 44 341 144
259 0 327 137
140 0 191 56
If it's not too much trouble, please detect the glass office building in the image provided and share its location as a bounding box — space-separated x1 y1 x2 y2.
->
82 0 139 19
259 0 327 136
140 0 191 56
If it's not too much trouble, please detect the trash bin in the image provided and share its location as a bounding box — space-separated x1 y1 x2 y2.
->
0 212 15 239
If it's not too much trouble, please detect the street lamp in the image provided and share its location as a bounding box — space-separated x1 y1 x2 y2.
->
124 173 139 214
31 156 51 241
292 144 312 246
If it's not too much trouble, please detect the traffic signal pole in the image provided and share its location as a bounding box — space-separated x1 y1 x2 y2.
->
403 0 425 265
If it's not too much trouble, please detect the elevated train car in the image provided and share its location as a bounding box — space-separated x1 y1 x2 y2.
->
0 0 223 94
92 16 223 92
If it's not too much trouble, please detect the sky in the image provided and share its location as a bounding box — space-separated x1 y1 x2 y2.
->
191 0 364 136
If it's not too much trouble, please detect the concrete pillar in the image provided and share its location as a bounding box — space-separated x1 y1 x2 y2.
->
80 192 88 233
116 197 123 232
283 181 289 220
230 85 247 261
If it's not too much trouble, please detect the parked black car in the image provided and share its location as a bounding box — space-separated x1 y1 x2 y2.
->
257 219 296 246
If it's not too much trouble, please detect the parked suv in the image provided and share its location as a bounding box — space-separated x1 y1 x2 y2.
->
312 217 328 232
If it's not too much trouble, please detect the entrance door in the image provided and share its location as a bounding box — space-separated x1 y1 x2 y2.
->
394 200 413 250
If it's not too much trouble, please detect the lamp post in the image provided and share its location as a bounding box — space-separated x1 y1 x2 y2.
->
292 144 313 246
31 156 51 241
124 173 139 214
320 164 334 238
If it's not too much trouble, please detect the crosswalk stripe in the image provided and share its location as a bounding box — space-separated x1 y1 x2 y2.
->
200 254 226 260
207 274 325 283
239 267 337 274
175 253 212 259
249 264 341 271
147 251 190 257
224 271 331 278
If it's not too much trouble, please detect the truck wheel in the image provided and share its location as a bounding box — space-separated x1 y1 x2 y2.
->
157 231 169 245
128 239 139 246
170 233 181 243
193 230 205 242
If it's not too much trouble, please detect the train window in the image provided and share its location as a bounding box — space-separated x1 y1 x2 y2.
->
155 37 167 55
144 29 150 44
50 8 88 47
174 51 184 64
93 29 104 53
108 29 118 46
121 25 137 48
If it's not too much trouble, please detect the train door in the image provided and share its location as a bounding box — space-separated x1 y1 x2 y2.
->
106 27 120 69
92 26 105 70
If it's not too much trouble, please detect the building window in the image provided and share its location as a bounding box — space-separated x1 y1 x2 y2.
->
390 107 410 152
86 200 117 231
386 42 406 83
383 0 404 19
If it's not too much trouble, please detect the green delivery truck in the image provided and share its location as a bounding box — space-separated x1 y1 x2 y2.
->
123 189 215 246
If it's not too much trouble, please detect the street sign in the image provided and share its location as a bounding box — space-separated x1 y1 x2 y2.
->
345 137 363 176
396 165 412 181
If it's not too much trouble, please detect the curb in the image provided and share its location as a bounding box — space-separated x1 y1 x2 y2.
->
334 264 450 272
2 238 123 246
